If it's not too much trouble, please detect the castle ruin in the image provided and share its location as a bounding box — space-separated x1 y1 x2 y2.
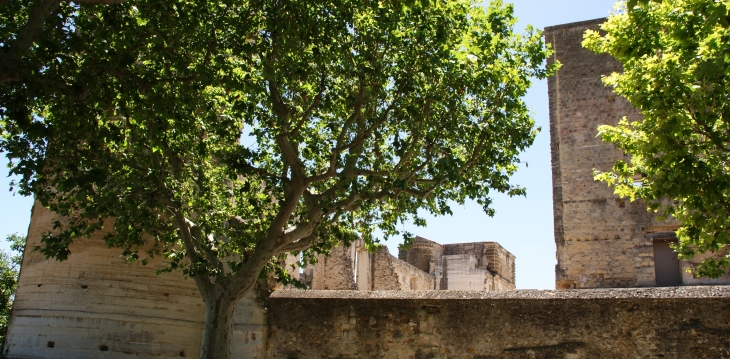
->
301 236 515 292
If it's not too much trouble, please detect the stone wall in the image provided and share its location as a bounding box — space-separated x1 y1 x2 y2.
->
440 254 491 290
266 287 730 359
492 275 514 292
5 202 268 359
681 251 730 285
482 242 516 283
308 242 434 291
545 19 730 289
370 248 434 290
308 243 358 290
397 237 516 290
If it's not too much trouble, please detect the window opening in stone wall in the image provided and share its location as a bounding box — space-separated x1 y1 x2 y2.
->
632 173 645 187
653 238 682 286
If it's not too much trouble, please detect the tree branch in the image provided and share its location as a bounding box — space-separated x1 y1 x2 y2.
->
0 0 61 83
169 207 214 298
229 161 287 182
190 223 224 277
691 111 730 154
280 205 322 244
277 233 317 253
291 69 327 137
334 102 395 155
0 0 132 84
306 79 367 184
275 134 306 179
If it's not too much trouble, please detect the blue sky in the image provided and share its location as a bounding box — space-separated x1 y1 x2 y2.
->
0 1 620 289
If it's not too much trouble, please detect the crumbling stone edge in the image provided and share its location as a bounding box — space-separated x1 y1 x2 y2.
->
271 285 730 300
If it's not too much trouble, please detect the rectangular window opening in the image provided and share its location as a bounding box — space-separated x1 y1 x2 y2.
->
632 173 646 188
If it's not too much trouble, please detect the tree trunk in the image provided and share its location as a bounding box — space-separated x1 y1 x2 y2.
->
199 290 236 359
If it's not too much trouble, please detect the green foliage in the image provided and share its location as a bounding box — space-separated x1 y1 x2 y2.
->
1 0 554 281
0 234 25 355
1 1 553 355
584 0 730 278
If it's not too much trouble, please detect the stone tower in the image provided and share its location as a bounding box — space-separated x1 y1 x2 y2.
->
398 236 444 274
4 203 269 358
545 19 730 289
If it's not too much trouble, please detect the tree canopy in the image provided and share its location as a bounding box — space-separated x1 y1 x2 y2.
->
1 0 555 357
584 0 730 278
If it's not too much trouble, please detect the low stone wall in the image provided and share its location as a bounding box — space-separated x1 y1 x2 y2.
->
267 287 730 359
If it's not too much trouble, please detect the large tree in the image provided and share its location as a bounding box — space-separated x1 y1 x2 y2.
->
1 0 554 357
584 0 730 278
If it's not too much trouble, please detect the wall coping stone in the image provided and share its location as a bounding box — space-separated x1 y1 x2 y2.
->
271 286 730 300
544 17 606 33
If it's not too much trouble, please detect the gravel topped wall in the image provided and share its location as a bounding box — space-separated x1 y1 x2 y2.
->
272 285 730 300
266 286 730 359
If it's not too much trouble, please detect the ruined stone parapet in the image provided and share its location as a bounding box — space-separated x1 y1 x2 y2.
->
307 237 517 292
370 248 434 291
308 242 358 290
307 237 497 291
311 243 435 291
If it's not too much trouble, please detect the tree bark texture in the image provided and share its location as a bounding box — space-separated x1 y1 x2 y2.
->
200 290 236 359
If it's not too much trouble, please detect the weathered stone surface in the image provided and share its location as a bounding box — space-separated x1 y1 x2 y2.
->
402 237 444 274
308 243 436 291
370 248 434 291
267 287 730 359
437 240 516 290
545 19 730 289
307 242 359 290
5 202 269 359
